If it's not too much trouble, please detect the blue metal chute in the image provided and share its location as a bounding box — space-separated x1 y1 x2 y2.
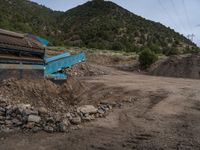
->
45 73 67 79
35 36 49 46
0 51 86 79
28 34 49 46
0 29 86 80
44 52 86 79
45 53 70 63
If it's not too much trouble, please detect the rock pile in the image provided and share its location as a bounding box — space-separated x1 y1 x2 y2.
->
0 99 113 133
65 62 109 77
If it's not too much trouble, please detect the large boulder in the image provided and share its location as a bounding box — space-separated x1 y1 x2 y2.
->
28 115 41 123
77 105 98 114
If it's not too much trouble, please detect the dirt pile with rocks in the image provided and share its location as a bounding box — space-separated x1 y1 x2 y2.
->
65 62 109 77
149 54 200 79
0 77 122 133
0 78 86 112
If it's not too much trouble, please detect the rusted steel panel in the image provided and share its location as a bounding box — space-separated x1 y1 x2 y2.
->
0 34 45 52
0 69 44 80
0 29 24 38
0 64 44 70
0 29 46 59
0 55 43 62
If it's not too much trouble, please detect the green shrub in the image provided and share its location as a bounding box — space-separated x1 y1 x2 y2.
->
139 49 158 69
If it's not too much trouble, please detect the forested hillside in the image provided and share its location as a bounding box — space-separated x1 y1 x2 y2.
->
0 0 198 55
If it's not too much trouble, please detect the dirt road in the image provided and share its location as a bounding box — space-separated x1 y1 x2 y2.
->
1 69 200 150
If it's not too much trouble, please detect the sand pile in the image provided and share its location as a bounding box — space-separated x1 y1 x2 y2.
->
0 78 87 112
149 54 200 79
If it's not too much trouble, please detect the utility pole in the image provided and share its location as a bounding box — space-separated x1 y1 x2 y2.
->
187 34 195 42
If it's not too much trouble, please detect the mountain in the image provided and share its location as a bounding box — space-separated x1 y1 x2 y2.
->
0 0 198 55
0 0 63 45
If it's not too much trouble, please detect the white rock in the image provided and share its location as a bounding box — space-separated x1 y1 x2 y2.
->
77 105 98 114
28 115 41 123
38 107 48 115
23 109 38 116
17 104 31 110
65 112 72 119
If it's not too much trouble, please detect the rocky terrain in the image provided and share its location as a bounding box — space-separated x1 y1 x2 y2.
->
0 99 115 133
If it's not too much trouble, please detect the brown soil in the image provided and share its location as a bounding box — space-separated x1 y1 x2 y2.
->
0 78 87 112
1 68 200 150
0 68 129 113
1 51 200 149
149 54 200 79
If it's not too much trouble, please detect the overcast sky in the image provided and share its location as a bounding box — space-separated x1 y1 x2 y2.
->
31 0 200 46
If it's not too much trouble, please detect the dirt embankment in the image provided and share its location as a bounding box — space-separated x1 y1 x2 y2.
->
149 54 200 79
0 78 86 112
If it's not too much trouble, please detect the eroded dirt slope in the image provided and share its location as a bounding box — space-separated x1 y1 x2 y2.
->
149 54 200 79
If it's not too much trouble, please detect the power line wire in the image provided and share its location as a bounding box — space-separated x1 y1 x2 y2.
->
181 0 198 43
158 0 198 45
182 0 193 32
169 0 187 33
157 0 182 32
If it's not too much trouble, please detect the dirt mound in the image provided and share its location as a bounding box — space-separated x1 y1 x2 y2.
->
149 54 200 79
65 62 109 77
0 78 87 112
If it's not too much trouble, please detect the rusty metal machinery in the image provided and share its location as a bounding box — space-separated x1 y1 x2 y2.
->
0 29 86 79
0 29 45 64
